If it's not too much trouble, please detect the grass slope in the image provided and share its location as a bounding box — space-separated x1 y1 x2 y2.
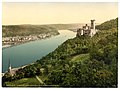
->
71 54 89 62
5 77 40 87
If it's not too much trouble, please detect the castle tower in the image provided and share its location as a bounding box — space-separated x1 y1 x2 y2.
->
91 20 95 29
8 59 12 72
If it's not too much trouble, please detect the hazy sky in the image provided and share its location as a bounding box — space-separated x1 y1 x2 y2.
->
2 2 118 25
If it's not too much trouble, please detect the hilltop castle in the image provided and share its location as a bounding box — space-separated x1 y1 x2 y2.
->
77 20 96 37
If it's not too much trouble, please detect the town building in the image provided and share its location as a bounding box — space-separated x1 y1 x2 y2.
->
77 20 97 37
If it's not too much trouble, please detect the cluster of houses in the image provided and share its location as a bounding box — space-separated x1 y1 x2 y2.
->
2 33 52 46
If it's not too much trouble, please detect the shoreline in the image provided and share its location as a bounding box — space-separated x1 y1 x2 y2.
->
2 33 59 50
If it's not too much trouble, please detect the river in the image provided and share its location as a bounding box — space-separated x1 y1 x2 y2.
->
2 30 76 72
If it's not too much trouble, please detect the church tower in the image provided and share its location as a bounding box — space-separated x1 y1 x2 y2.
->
8 59 12 72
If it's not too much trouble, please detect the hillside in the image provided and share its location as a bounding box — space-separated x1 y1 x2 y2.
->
2 18 118 87
96 18 118 30
2 25 59 37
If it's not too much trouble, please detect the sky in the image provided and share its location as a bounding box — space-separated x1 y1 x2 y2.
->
2 2 118 25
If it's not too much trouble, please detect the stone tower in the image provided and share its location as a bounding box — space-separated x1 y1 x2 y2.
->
91 20 95 29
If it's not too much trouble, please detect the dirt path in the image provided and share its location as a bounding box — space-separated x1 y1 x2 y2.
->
35 75 44 85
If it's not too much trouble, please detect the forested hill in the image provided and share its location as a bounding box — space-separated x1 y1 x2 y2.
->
96 17 118 30
3 18 118 87
2 25 59 37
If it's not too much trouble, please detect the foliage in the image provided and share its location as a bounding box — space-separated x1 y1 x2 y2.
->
96 18 118 30
45 59 115 87
90 31 118 65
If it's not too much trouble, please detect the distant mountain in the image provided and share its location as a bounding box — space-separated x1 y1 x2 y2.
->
2 25 59 37
47 23 84 30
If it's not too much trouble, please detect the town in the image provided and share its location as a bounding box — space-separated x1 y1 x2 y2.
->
2 33 54 48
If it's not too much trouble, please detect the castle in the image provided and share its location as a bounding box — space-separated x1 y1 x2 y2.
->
76 20 96 37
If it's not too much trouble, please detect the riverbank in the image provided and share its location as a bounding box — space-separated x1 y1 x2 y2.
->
2 33 59 49
2 45 11 49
